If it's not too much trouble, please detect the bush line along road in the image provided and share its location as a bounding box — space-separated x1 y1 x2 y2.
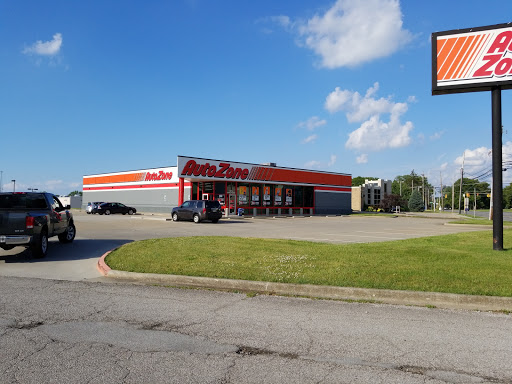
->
1 211 512 383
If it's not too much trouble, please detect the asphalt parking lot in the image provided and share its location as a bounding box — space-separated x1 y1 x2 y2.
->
0 210 487 282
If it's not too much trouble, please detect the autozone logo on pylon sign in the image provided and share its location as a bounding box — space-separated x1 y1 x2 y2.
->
433 24 512 94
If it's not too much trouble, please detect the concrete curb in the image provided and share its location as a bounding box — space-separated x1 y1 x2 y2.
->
96 251 512 312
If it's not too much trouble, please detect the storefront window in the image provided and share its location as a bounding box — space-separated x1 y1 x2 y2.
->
238 183 249 206
284 186 293 206
274 185 283 206
203 182 214 194
262 185 272 206
251 185 261 206
214 182 226 194
294 186 303 207
304 187 314 207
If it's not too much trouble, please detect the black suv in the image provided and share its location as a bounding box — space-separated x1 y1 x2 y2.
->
172 200 222 223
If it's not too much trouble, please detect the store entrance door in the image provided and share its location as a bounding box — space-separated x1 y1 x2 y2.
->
228 193 236 215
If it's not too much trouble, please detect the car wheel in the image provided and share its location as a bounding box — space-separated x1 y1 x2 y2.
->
58 222 76 243
128 209 134 215
31 230 48 258
172 213 179 222
193 214 200 224
105 209 111 215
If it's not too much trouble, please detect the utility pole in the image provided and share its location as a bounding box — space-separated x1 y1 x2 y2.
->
452 182 455 213
474 186 477 217
422 174 425 211
440 171 443 211
458 151 465 214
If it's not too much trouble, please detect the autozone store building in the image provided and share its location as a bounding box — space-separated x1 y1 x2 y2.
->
82 156 352 215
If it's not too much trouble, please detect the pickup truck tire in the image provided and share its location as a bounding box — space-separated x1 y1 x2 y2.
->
58 222 76 243
31 230 48 258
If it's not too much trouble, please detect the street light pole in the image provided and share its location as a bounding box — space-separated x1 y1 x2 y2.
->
11 180 16 192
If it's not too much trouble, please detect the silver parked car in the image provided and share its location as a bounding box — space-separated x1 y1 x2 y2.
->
86 201 104 214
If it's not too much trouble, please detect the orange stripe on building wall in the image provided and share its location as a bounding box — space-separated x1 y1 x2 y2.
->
83 172 146 185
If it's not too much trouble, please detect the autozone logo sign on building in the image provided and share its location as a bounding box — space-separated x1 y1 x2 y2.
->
432 23 512 94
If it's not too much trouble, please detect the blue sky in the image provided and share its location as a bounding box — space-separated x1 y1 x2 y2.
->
2 0 512 195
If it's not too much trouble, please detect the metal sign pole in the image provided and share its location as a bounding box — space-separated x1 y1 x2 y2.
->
491 87 503 250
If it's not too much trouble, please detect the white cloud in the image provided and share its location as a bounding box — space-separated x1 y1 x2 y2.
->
23 33 63 56
325 83 414 151
297 0 412 68
297 116 327 131
305 160 321 169
271 15 291 29
328 154 337 166
356 154 368 164
302 134 318 144
452 142 512 184
430 131 444 141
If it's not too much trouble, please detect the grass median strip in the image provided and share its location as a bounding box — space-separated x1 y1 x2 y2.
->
105 230 512 297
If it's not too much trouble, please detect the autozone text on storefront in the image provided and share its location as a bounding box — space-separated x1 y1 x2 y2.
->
181 159 250 180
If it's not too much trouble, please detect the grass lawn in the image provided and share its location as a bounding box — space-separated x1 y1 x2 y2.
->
105 230 512 297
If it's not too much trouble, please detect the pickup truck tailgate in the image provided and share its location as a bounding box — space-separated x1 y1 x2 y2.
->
0 211 28 235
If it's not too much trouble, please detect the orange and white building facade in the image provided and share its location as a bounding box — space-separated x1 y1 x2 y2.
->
82 155 352 215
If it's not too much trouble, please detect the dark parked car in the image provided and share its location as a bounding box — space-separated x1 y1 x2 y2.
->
172 200 222 223
95 202 136 215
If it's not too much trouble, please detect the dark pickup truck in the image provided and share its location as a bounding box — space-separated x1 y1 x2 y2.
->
0 192 76 258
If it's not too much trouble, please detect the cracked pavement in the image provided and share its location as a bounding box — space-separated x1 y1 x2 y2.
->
1 276 511 383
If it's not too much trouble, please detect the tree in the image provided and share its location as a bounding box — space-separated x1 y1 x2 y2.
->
503 184 512 208
379 194 406 212
450 178 490 210
352 176 378 187
68 191 83 197
408 190 424 212
392 171 432 202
